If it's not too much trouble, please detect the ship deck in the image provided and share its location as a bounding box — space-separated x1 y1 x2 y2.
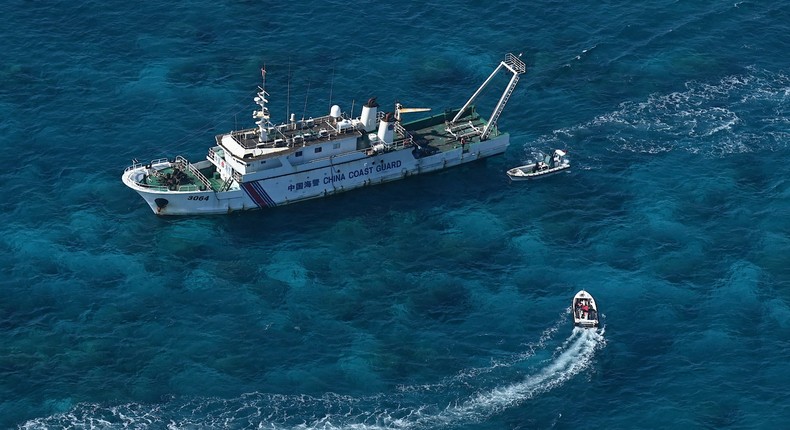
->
137 107 498 193
403 107 498 153
220 106 496 162
141 162 225 192
220 113 364 162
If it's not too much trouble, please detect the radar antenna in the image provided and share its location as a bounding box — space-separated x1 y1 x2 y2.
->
253 66 272 143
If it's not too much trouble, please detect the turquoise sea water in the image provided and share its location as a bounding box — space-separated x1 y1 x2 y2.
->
2 0 789 428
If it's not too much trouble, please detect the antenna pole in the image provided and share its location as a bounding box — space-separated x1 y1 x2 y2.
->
302 80 311 121
329 66 335 107
254 66 271 143
286 58 291 124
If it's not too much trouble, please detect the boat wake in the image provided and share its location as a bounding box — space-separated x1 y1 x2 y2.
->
525 66 790 159
411 326 605 428
21 317 606 429
397 308 568 394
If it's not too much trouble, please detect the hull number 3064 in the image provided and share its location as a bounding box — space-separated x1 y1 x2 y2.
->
188 195 211 201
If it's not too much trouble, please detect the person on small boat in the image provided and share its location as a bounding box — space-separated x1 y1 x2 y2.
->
532 161 548 172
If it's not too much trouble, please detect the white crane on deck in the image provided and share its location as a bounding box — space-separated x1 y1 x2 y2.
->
395 102 431 121
451 53 526 141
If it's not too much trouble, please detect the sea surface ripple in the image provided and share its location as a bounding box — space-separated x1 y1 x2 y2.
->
1 0 789 428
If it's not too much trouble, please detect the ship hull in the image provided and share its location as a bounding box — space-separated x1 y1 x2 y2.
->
123 53 526 215
122 134 508 215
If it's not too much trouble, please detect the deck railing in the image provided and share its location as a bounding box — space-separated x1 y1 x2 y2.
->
126 157 215 192
175 155 213 191
504 52 526 74
124 158 170 173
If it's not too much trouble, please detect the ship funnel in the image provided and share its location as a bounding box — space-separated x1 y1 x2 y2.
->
360 97 379 132
377 112 395 144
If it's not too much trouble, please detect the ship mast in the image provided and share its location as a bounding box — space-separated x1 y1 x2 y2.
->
451 53 526 141
254 67 271 143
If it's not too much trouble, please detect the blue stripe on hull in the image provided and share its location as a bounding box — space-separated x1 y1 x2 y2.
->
251 181 277 207
241 181 277 208
241 182 266 208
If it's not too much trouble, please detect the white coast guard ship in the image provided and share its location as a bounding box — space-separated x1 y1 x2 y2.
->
122 53 526 215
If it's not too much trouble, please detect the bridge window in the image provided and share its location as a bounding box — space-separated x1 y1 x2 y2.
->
315 147 322 154
295 151 303 157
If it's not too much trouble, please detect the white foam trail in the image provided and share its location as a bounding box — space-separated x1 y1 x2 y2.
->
23 322 605 430
414 327 606 428
523 67 790 158
397 308 569 394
